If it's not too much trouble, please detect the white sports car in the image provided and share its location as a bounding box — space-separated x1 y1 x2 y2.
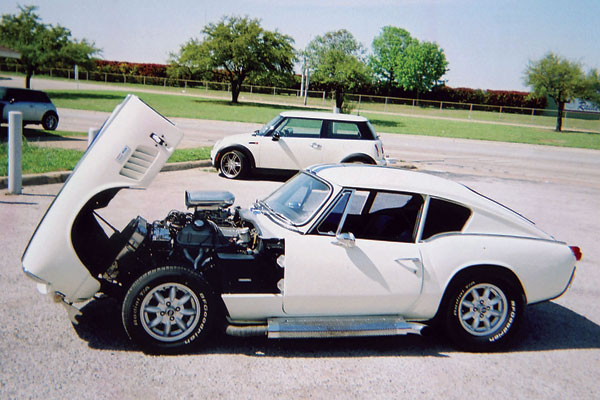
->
22 96 581 354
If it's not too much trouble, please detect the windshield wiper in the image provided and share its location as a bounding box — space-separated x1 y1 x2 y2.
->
255 199 298 227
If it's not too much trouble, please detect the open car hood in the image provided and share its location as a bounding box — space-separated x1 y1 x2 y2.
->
22 95 183 301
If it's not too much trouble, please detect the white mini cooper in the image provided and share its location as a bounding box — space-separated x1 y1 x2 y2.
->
210 111 387 179
22 96 581 354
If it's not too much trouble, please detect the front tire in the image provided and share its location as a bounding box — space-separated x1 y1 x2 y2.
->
443 271 524 352
122 266 215 354
219 150 248 179
41 111 59 130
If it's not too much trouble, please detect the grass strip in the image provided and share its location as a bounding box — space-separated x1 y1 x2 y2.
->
363 113 600 150
1 140 211 176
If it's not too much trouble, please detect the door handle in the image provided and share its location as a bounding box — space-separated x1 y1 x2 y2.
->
311 142 322 149
394 258 422 275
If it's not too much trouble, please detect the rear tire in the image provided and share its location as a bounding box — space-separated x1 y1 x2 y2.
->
341 156 375 165
122 266 215 354
442 271 524 352
41 111 59 130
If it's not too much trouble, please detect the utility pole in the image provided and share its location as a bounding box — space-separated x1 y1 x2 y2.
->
303 67 310 106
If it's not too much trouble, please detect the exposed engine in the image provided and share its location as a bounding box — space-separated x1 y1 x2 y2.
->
74 190 284 299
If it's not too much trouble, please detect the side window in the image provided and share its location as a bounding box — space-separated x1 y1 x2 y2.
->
316 190 369 235
317 191 351 235
6 89 22 102
275 118 322 138
355 192 423 242
328 121 361 139
422 198 471 240
29 91 51 103
317 189 423 242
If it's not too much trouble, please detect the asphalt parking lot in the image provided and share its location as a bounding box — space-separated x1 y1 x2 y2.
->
2 137 599 398
1 76 599 397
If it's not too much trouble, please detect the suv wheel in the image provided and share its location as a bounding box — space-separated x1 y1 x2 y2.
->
42 111 59 130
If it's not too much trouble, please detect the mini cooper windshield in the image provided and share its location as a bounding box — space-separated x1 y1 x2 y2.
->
259 172 331 226
256 115 283 135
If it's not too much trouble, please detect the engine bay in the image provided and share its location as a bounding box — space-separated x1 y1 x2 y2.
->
72 190 285 299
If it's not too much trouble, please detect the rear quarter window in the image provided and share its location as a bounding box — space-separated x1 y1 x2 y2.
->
328 121 361 139
422 198 471 240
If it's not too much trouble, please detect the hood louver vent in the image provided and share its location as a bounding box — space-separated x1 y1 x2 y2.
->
119 145 159 180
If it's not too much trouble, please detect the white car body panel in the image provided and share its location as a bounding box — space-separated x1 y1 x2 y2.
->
283 235 423 315
255 135 322 169
221 294 285 321
22 95 183 301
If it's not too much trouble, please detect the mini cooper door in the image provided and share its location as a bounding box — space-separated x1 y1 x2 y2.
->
257 117 324 169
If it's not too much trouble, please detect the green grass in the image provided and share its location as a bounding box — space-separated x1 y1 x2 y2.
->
168 147 212 163
363 113 600 150
1 139 211 176
0 141 83 175
47 89 306 124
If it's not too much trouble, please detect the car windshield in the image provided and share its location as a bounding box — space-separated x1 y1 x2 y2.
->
259 172 331 226
256 115 283 135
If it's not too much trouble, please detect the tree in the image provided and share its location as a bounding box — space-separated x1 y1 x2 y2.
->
305 29 370 112
167 38 206 81
369 26 415 93
525 52 600 131
368 27 447 99
0 5 100 88
397 41 448 99
169 16 295 103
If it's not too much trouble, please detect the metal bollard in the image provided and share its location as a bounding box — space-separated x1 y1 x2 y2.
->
88 128 99 147
8 111 23 194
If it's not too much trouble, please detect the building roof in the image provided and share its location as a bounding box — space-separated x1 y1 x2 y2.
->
0 45 21 59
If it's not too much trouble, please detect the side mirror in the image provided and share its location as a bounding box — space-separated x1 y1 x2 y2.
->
272 131 280 141
335 232 355 248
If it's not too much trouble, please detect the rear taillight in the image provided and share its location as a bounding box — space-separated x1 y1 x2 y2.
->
569 246 582 261
375 144 384 158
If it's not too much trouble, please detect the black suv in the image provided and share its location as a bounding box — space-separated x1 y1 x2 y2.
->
0 87 59 130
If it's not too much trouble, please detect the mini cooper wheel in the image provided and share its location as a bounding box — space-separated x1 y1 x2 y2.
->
41 111 59 130
219 150 248 179
443 272 524 352
122 266 215 354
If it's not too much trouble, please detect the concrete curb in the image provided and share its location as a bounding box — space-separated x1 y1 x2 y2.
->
1 160 213 188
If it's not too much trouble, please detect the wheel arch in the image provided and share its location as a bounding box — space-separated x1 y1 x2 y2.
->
433 264 527 322
340 153 376 164
216 145 256 169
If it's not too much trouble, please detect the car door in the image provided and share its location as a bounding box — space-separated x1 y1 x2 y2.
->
4 89 37 121
282 189 425 316
256 117 323 169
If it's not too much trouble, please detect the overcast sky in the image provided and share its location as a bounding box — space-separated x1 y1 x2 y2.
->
1 0 599 91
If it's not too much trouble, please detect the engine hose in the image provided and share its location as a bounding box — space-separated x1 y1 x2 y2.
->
225 324 268 337
183 248 204 270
